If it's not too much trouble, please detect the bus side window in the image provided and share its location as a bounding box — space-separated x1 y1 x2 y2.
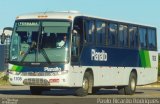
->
148 29 156 50
118 25 128 47
108 23 118 47
85 20 95 44
96 21 106 45
129 26 138 49
139 27 147 49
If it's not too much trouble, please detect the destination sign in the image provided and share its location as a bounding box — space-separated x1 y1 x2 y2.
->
17 22 39 26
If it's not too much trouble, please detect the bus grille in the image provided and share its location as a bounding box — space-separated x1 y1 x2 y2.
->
21 72 52 76
23 78 50 86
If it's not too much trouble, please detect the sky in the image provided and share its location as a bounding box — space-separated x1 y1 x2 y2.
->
0 0 160 51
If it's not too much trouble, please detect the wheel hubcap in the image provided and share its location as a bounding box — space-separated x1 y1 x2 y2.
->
82 78 89 90
131 78 136 91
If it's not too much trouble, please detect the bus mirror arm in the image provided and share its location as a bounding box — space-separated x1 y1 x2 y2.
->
72 30 78 36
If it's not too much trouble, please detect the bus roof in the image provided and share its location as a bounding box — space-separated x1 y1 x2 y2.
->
16 11 156 28
16 11 83 20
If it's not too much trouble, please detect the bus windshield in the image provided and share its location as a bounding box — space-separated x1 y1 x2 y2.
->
10 20 71 63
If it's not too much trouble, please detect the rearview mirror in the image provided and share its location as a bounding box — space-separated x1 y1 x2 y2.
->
1 27 13 44
3 27 13 31
1 33 6 44
72 30 78 35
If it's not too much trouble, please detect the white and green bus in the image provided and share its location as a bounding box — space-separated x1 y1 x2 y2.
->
5 11 158 96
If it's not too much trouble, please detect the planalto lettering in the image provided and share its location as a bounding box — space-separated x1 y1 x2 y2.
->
44 67 62 72
91 49 107 61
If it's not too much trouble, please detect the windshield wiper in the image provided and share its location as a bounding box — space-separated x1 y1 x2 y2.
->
20 44 51 64
21 22 51 64
20 46 51 64
20 46 35 62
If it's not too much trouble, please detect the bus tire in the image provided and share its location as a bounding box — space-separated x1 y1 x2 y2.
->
118 72 137 95
30 86 43 95
124 72 137 95
75 72 93 96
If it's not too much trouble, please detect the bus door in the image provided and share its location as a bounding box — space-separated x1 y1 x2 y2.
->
71 17 84 63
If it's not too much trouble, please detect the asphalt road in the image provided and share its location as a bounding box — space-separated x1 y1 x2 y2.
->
0 86 160 104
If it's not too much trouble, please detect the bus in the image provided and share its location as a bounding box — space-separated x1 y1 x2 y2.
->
5 11 158 96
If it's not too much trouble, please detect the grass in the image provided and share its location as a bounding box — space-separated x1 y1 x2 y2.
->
0 72 10 86
0 78 10 86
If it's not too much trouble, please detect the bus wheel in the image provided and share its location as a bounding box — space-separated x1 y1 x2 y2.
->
125 72 137 95
118 72 137 95
75 72 93 96
30 86 44 95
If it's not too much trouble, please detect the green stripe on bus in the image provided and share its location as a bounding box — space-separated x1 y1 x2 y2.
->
11 65 23 72
139 50 151 67
144 50 151 67
139 50 145 67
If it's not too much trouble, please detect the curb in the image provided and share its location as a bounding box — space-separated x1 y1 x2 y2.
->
138 85 160 88
137 83 160 88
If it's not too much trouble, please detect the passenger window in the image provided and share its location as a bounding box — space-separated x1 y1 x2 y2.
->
129 26 138 48
139 28 147 49
85 20 95 44
148 29 156 50
108 23 117 47
118 25 128 47
96 21 106 45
